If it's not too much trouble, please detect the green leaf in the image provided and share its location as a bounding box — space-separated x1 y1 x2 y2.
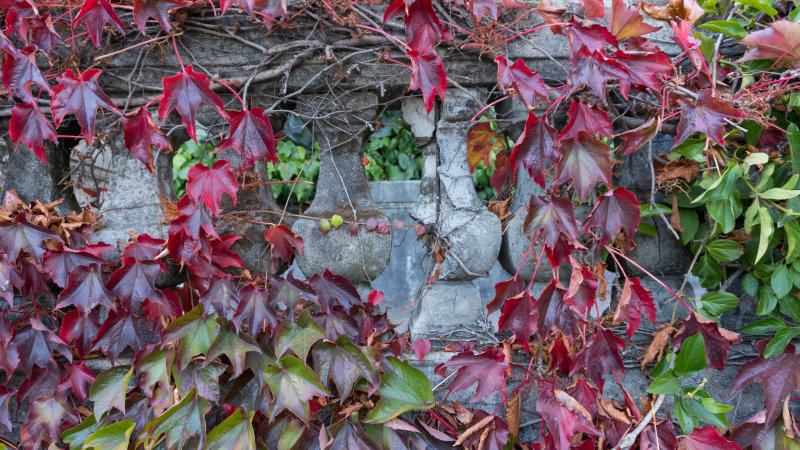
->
771 265 793 298
144 388 210 450
263 355 329 423
674 333 706 376
693 164 742 204
788 124 800 174
678 208 699 245
638 222 658 236
699 20 746 39
647 371 682 394
136 348 170 397
681 390 729 428
707 194 742 234
162 305 218 369
741 317 785 335
744 152 770 167
61 415 98 448
275 310 325 362
693 254 725 288
700 397 734 414
756 206 774 264
760 188 800 200
706 239 740 262
312 334 380 402
733 0 777 16
742 273 760 297
698 291 738 316
673 138 707 162
364 357 435 423
89 365 133 419
205 408 256 449
640 203 673 218
764 327 800 358
786 221 800 263
757 285 779 315
83 419 135 450
205 320 262 377
675 399 696 434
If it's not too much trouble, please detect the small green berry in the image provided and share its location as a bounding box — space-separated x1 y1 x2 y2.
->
331 214 344 229
318 219 331 234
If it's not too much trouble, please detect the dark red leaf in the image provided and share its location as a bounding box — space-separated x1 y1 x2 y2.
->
670 19 704 70
0 386 12 432
537 389 601 450
308 269 361 313
435 347 508 402
407 50 446 114
486 277 527 315
0 211 61 263
568 18 618 53
675 88 743 148
0 256 13 307
617 116 660 156
168 195 218 239
60 309 101 358
739 20 800 68
263 224 303 271
614 277 656 338
9 102 57 163
2 45 52 104
566 47 630 102
400 0 451 52
555 132 613 201
91 309 145 360
614 49 672 94
21 13 64 54
570 327 625 391
199 277 241 319
460 410 510 450
316 306 360 342
216 107 277 169
74 0 126 47
51 68 120 142
641 419 678 449
582 186 641 250
56 263 116 312
609 0 660 39
3 0 36 39
19 394 78 448
412 339 431 362
496 56 549 109
123 233 165 260
674 312 738 370
549 332 574 374
565 265 597 314
509 112 560 188
10 256 51 299
133 0 187 32
12 318 72 375
0 30 18 56
58 362 96 402
158 65 226 141
678 426 741 450
535 279 584 340
44 244 108 288
566 377 599 417
523 194 578 250
558 101 613 141
233 284 278 338
498 291 537 352
0 340 19 377
106 257 167 310
123 107 170 173
18 367 59 404
186 160 239 216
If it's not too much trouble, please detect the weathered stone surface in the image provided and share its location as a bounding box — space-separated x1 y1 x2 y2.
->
401 98 436 145
1 142 78 215
409 282 491 341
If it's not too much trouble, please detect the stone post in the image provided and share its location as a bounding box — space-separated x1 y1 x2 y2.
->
409 89 502 340
290 92 392 291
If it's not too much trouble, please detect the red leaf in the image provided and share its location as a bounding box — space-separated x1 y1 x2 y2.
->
20 395 78 449
368 289 384 306
270 271 318 322
74 0 125 47
459 410 510 449
158 65 226 141
3 45 52 104
570 327 625 391
186 160 239 216
4 1 36 39
106 257 168 311
0 30 17 56
537 389 601 450
565 265 597 314
58 362 96 402
670 20 704 70
614 49 672 94
199 277 241 318
486 277 527 315
617 116 660 156
555 132 613 201
60 309 101 358
51 68 120 142
168 195 218 239
498 291 537 352
123 233 165 260
407 50 446 114
509 112 560 188
577 0 606 18
641 420 679 449
0 386 13 432
608 0 660 39
264 224 304 271
549 333 574 374
739 20 800 68
400 0 452 52
20 13 64 54
123 107 170 174
675 88 742 148
0 211 61 264
535 279 584 340
43 244 107 288
133 0 187 32
523 194 578 250
91 309 145 360
11 256 51 299
731 342 800 425
614 277 656 338
233 284 278 338
9 102 57 163
558 100 613 141
12 318 72 375
582 186 641 250
674 312 738 371
568 18 618 53
217 107 277 169
222 0 256 15
496 56 549 109
412 339 431 362
56 263 116 312
566 47 630 102
435 347 508 402
678 426 741 450
309 269 362 313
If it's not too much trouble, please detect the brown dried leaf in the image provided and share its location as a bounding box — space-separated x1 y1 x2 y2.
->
489 197 513 224
453 413 495 446
417 419 455 442
593 262 608 301
159 194 179 223
598 398 631 424
654 159 701 183
725 228 751 244
640 325 677 370
641 0 704 24
452 401 474 425
506 393 521 440
554 390 593 422
670 195 684 232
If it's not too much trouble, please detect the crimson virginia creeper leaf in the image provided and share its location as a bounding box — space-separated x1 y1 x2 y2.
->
106 257 167 311
565 265 597 314
614 277 656 338
617 116 660 156
19 394 78 448
0 255 13 307
582 186 641 250
407 50 446 114
435 347 508 402
412 338 431 363
186 160 239 216
59 362 96 402
674 312 737 370
537 389 601 450
523 194 578 250
498 291 537 352
21 13 64 54
158 65 226 141
0 338 19 377
0 30 17 56
3 45 52 104
0 211 61 263
566 47 630 102
316 306 360 342
549 333 574 374
313 334 380 402
91 310 145 360
123 107 170 173
263 224 303 271
570 327 625 391
199 277 241 319
670 19 704 70
123 233 165 260
614 49 672 94
216 107 277 169
270 271 318 322
535 279 584 339
133 0 187 32
558 100 613 141
486 277 527 315
566 377 599 418
738 20 800 68
555 131 613 201
678 426 742 450
168 195 218 239
496 56 549 109
205 320 261 377
309 269 362 313
263 355 330 424
60 309 101 358
44 244 108 288
731 341 800 424
74 0 126 47
233 284 278 338
9 102 57 164
51 68 120 142
509 112 560 188
56 263 116 312
568 18 618 53
0 386 12 432
459 410 510 450
674 88 742 148
400 0 452 52
11 256 51 298
609 0 660 39
12 318 72 375
4 0 36 40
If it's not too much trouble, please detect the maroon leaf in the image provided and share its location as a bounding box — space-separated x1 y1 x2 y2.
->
123 233 165 261
186 160 239 216
673 312 737 370
0 211 61 263
309 269 362 313
222 0 256 15
133 0 187 32
459 410 510 450
263 224 304 271
123 107 170 173
21 13 64 54
393 0 452 52
316 306 360 342
568 18 618 53
486 277 527 315
4 1 36 39
51 68 120 142
9 102 57 163
106 257 167 311
617 116 660 156
570 327 625 391
537 389 601 450
614 49 672 94
233 284 278 338
60 309 101 358
496 56 549 109
11 256 52 298
0 256 13 307
2 45 52 104
523 194 578 250
17 366 55 404
58 362 96 402
0 30 18 56
549 333 575 374
0 386 12 432
738 20 800 68
12 318 72 375
678 426 741 450
565 265 597 314
555 132 613 201
566 47 630 102
535 279 584 340
558 100 613 141
19 394 78 448
498 291 537 352
91 309 145 360
608 0 660 39
217 107 277 169
199 277 241 319
641 419 679 450
158 65 226 141
407 50 446 114
509 112 560 188
566 377 599 418
435 347 508 402
412 339 431 363
582 186 641 250
675 88 742 148
74 0 126 47
670 19 704 70
168 195 218 239
44 244 108 288
0 340 20 377
56 263 116 312
614 277 656 338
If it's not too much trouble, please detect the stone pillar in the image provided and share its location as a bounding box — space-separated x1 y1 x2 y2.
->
290 93 391 290
409 90 502 340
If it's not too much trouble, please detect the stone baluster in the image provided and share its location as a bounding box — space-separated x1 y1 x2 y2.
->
409 89 502 340
290 92 392 292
